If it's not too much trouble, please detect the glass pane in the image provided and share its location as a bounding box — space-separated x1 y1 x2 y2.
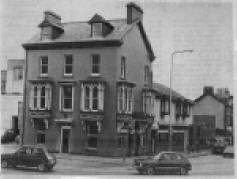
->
64 86 72 98
88 136 97 148
37 133 45 144
41 57 48 64
41 65 48 74
86 122 98 134
65 56 73 64
64 98 72 109
65 65 72 74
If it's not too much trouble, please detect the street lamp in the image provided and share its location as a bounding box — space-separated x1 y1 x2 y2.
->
168 50 193 151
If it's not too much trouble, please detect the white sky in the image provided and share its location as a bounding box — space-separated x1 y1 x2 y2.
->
0 0 234 99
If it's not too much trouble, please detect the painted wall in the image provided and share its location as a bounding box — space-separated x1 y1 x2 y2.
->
24 47 119 155
193 95 225 129
1 95 23 135
154 98 193 126
119 24 152 112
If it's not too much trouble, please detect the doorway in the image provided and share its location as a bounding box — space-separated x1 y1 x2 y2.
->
61 127 71 153
12 116 19 134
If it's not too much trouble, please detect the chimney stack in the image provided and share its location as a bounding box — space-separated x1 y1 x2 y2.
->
44 11 62 25
203 86 214 96
127 2 143 24
38 10 64 40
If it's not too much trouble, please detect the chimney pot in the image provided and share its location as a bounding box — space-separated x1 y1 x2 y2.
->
203 86 214 96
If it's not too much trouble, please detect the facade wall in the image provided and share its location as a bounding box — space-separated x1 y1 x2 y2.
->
24 47 119 156
193 96 225 129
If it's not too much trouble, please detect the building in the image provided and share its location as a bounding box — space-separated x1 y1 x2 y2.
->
192 86 232 147
22 2 156 156
1 59 24 135
152 83 193 153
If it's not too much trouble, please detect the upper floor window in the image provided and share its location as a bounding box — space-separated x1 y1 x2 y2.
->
117 84 133 114
91 54 101 75
64 55 73 76
183 102 191 117
13 67 23 81
161 97 170 116
29 84 52 110
60 85 74 112
40 56 48 76
81 83 105 112
176 101 182 117
92 23 102 37
144 66 149 85
121 57 126 79
142 91 155 116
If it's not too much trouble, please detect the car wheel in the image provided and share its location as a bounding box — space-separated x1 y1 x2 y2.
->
38 164 46 172
180 167 187 175
1 160 8 168
146 167 154 175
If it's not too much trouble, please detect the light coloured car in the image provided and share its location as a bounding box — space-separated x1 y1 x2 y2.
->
223 146 234 158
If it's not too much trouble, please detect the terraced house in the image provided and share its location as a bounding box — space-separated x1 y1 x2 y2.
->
22 2 155 156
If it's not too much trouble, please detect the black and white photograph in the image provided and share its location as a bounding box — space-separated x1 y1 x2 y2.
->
0 0 235 177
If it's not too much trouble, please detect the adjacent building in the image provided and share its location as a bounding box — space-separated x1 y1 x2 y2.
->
152 83 193 153
22 2 156 156
192 86 233 147
1 59 24 135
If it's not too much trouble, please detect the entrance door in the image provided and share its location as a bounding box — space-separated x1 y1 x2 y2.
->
61 128 70 153
12 116 19 134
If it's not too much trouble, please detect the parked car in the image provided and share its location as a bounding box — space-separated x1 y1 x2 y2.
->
1 129 18 143
134 151 192 175
212 137 228 154
223 146 234 158
1 145 56 172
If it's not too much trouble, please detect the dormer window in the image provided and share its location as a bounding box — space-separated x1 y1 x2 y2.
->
88 14 114 38
92 23 103 38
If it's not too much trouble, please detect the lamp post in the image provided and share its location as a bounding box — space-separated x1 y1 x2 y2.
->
168 50 193 151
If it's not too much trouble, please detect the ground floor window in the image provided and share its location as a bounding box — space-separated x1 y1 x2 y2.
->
36 132 45 144
158 132 169 143
33 119 47 144
86 121 98 149
172 133 184 144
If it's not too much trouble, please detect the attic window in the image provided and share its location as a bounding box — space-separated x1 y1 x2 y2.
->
92 23 102 37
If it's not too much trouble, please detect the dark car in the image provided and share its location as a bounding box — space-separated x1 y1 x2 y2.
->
1 145 56 172
223 146 234 158
134 151 192 175
1 129 19 143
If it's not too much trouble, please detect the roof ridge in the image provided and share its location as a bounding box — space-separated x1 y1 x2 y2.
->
62 18 126 25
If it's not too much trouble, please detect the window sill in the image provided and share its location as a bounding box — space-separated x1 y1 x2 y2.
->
61 109 73 113
90 73 101 77
39 74 48 78
63 74 73 78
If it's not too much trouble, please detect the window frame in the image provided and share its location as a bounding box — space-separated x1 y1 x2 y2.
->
85 121 98 149
121 56 126 79
30 84 52 110
13 67 23 81
161 97 170 116
60 85 74 112
91 54 101 75
92 23 103 38
64 55 73 76
40 56 48 76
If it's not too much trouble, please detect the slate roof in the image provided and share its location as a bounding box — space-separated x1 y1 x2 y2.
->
153 82 192 103
25 18 132 44
23 16 155 61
